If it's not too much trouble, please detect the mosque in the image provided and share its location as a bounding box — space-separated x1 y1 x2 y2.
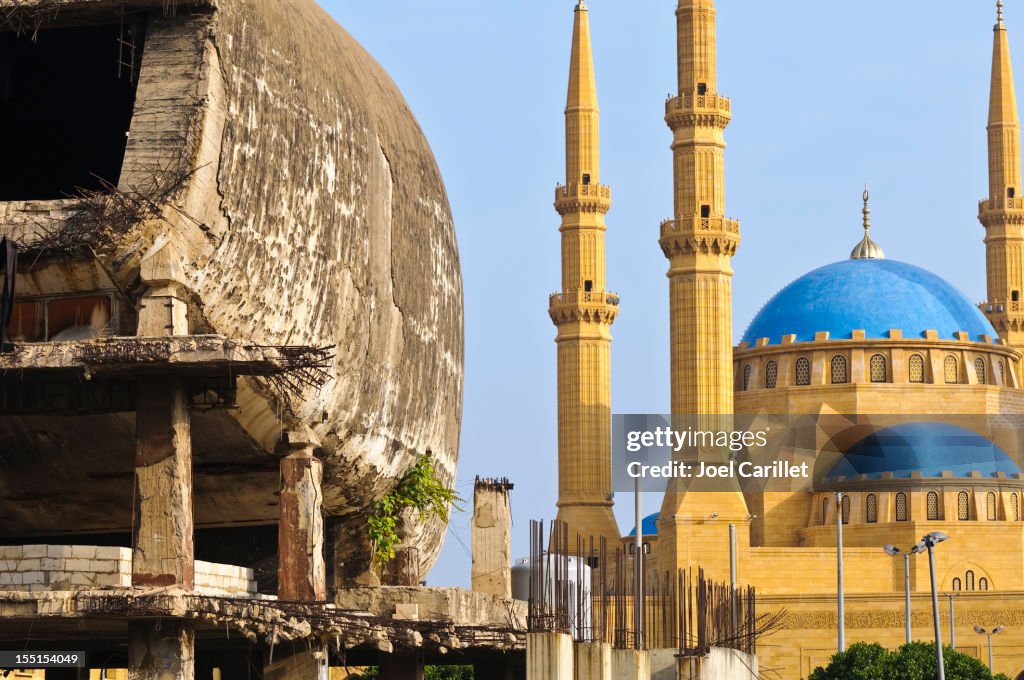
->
551 1 1024 677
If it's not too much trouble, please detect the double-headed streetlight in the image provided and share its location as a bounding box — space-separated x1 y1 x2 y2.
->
913 532 950 680
883 544 918 644
974 625 1005 673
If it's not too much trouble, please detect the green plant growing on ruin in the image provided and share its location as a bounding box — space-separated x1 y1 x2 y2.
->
368 453 462 566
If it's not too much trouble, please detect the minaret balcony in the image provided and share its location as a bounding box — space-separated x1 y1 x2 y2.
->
659 217 740 258
548 289 620 326
660 216 740 236
554 183 612 215
665 93 732 129
980 196 1024 212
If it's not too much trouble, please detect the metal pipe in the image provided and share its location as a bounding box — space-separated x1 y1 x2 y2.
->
836 491 845 651
988 632 994 672
634 475 643 649
904 554 912 645
948 594 956 650
730 522 737 633
928 543 945 680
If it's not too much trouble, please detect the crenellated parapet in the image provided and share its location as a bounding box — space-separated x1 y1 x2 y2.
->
664 93 732 130
733 329 1022 398
659 217 741 258
554 182 612 216
548 289 619 326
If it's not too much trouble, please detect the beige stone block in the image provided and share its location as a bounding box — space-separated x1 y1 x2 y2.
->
0 546 22 559
71 546 97 559
64 559 92 571
16 559 42 572
23 545 47 558
91 560 119 573
21 572 45 585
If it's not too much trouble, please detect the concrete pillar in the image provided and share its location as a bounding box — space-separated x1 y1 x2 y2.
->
472 477 514 598
610 649 649 680
527 633 573 680
649 649 679 680
277 429 326 601
133 236 194 589
263 649 328 680
378 652 424 680
574 642 611 680
133 376 195 588
128 620 195 680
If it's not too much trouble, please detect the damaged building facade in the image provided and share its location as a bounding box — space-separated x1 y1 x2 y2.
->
0 0 503 676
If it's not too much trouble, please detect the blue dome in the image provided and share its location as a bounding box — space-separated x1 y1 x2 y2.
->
828 422 1021 480
627 512 660 537
742 259 996 345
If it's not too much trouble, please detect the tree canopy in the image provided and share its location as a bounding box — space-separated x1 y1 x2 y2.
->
809 641 1011 680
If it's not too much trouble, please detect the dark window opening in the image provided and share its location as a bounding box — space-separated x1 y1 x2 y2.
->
1014 291 1020 302
584 280 593 292
697 82 707 95
0 23 144 201
1010 187 1017 199
9 295 113 342
700 205 711 218
582 173 591 185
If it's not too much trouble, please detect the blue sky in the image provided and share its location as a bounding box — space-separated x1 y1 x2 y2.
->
318 1 1007 587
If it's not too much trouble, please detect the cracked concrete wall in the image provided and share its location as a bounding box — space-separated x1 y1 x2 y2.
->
194 0 464 579
0 0 462 579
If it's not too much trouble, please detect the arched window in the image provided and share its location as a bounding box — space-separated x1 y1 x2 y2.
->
909 354 926 383
999 361 1006 385
966 570 976 591
742 364 752 391
831 355 848 384
987 491 997 520
976 357 987 385
822 496 830 525
841 494 851 524
765 360 778 389
895 492 908 521
979 577 990 591
952 577 962 592
927 491 939 520
1012 493 1019 521
866 494 878 523
870 354 887 382
944 355 959 384
958 491 970 520
796 357 811 386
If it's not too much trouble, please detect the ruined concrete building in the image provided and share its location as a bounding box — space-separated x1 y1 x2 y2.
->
0 0 492 676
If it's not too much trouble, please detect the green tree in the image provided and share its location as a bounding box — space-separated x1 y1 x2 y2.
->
807 642 888 680
809 641 1003 680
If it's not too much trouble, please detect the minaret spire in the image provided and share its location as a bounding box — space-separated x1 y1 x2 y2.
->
980 0 1024 346
851 185 885 260
549 2 620 545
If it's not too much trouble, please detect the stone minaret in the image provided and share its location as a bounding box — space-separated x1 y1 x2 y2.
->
981 0 1024 348
657 0 749 580
549 0 621 545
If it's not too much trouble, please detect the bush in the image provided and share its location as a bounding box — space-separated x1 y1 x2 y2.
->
809 641 1001 680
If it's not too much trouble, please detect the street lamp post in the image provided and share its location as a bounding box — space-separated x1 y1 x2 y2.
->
836 491 845 652
944 593 958 650
974 625 1005 673
914 532 950 680
883 545 914 645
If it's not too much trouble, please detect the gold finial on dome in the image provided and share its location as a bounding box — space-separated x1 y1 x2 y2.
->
850 184 885 260
999 0 1005 25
